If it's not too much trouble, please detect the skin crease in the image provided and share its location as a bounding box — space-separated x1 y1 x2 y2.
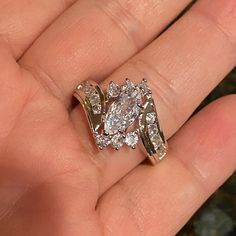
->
71 0 236 192
0 0 234 236
0 0 77 59
20 0 191 104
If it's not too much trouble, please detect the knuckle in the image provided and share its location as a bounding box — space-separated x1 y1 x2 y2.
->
20 63 66 104
96 0 146 50
194 0 236 49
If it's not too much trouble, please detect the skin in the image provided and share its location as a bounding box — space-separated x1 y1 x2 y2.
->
0 0 235 235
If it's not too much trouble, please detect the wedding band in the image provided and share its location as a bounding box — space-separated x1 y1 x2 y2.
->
74 79 167 165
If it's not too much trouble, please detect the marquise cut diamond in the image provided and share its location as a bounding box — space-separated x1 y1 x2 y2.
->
104 81 141 135
104 96 140 134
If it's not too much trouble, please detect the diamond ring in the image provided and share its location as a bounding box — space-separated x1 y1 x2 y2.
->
74 79 167 165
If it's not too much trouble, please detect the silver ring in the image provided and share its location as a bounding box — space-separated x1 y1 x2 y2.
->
74 79 167 165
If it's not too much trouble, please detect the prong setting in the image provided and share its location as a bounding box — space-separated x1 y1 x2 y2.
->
74 79 167 164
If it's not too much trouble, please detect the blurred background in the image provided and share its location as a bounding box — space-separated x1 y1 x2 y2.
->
178 68 236 236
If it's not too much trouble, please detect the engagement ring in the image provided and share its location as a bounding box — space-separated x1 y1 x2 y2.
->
74 79 168 165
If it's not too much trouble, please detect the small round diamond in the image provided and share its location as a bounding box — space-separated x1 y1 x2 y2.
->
111 133 124 150
95 134 110 149
125 131 139 148
92 104 102 114
108 81 120 97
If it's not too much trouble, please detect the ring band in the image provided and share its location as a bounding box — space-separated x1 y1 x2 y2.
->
74 79 167 165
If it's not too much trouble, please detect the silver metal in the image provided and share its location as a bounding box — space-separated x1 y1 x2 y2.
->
139 96 167 165
74 79 167 165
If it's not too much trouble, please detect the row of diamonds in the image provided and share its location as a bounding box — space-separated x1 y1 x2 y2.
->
146 111 167 159
95 131 139 150
146 112 163 151
82 83 102 115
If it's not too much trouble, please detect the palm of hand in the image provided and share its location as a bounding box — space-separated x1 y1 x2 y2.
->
0 0 236 235
0 63 93 234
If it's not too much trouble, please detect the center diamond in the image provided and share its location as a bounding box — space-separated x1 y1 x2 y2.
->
104 84 141 135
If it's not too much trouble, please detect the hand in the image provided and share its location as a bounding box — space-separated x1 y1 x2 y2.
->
0 0 235 235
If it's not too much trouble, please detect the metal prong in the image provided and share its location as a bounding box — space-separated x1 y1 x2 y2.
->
105 93 110 100
103 130 109 136
77 84 83 90
138 103 143 109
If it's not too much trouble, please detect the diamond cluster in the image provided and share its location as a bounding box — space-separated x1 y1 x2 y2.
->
94 79 147 150
81 79 165 154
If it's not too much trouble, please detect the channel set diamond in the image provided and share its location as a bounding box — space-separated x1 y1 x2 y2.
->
147 119 163 151
81 82 102 115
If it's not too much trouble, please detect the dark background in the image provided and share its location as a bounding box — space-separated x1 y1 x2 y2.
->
179 68 236 236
